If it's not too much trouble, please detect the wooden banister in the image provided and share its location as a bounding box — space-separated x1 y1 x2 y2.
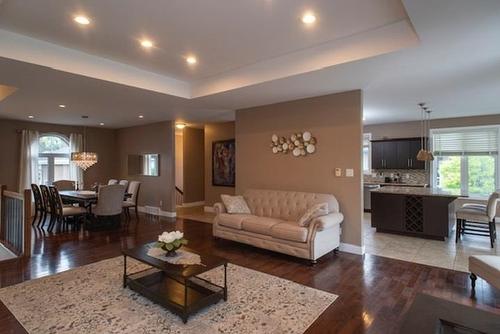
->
0 185 31 258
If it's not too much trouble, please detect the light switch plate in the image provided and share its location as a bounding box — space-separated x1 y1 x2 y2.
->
346 168 354 177
335 168 342 177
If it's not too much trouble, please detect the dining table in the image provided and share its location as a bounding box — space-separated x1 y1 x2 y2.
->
59 190 131 214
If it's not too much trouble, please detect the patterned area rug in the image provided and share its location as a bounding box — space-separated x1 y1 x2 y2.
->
0 257 337 333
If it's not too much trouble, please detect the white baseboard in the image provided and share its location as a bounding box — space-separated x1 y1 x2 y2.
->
181 201 205 208
204 206 215 213
138 206 176 218
339 243 365 255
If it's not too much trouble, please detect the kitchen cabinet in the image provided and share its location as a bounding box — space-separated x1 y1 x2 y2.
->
371 137 426 170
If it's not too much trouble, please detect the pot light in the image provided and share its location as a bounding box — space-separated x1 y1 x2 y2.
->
140 39 154 49
99 122 104 126
58 104 66 108
28 115 34 119
301 12 316 25
186 56 197 65
138 115 144 119
175 122 186 129
74 15 90 25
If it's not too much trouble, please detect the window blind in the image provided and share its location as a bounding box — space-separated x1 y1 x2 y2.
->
432 127 499 155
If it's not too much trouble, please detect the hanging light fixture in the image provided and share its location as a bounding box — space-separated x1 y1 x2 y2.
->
416 103 434 161
71 121 98 170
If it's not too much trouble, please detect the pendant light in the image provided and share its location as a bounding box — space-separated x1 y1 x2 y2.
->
416 103 434 161
71 119 98 170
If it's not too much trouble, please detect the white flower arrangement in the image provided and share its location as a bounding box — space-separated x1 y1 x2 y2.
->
156 230 188 253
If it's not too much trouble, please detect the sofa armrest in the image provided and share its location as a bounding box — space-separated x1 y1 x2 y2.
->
214 202 227 215
311 213 344 231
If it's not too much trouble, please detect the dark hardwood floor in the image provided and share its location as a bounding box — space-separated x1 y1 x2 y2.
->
0 215 499 334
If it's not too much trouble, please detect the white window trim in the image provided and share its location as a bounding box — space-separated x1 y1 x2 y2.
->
430 125 500 196
39 133 71 185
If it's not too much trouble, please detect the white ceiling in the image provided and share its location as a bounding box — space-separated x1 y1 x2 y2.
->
0 0 499 127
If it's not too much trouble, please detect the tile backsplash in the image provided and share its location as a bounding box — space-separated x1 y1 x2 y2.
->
364 169 429 185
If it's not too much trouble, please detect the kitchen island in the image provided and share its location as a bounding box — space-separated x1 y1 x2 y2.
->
370 186 467 240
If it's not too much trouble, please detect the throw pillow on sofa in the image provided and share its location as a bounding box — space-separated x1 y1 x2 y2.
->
221 194 251 214
298 203 329 227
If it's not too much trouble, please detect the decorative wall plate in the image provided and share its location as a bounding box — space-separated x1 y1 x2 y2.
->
270 131 317 157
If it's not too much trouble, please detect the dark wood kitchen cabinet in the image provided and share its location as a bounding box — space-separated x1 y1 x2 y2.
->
371 137 426 170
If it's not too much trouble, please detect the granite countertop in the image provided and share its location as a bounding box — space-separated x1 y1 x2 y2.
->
364 182 428 187
370 186 467 198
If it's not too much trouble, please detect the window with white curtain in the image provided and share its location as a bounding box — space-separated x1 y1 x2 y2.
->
431 125 500 196
38 134 71 185
363 133 372 174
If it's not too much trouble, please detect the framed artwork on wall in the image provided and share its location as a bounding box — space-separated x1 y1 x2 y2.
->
212 139 235 187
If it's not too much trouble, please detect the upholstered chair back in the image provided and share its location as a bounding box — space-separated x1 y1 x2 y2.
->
108 179 118 185
127 181 141 204
486 192 500 220
119 180 129 192
53 180 75 191
243 189 339 221
94 184 126 216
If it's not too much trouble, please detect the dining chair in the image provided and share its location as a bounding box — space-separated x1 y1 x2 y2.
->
48 186 87 232
91 184 126 227
52 180 76 191
39 185 52 228
108 179 118 185
118 180 129 192
31 184 45 226
123 181 141 219
456 192 499 248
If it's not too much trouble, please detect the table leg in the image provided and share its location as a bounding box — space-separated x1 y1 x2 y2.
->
224 263 228 301
123 255 127 288
183 277 188 323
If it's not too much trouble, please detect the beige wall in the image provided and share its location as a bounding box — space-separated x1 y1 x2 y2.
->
175 132 183 191
235 91 363 247
204 122 235 206
117 121 176 213
182 127 205 203
365 114 500 140
0 118 118 191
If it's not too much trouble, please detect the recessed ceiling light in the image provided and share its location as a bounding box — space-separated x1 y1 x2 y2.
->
301 12 316 25
28 115 34 119
140 39 154 49
186 56 197 65
175 122 186 129
138 115 144 119
58 104 66 108
74 15 90 25
99 122 104 126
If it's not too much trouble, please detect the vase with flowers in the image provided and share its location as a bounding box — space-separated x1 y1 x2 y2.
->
156 231 188 256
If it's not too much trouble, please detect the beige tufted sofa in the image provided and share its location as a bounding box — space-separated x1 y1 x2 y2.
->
213 189 344 263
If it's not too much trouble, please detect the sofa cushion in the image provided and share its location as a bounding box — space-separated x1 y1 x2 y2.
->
297 202 329 227
241 216 282 235
243 189 339 221
221 194 251 214
217 213 251 230
270 221 308 243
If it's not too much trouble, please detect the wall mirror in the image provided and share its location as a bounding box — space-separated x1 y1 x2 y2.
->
128 154 159 176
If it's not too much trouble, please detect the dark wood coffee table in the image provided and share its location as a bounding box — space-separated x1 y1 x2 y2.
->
122 243 228 323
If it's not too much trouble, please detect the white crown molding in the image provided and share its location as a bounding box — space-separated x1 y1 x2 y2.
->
0 29 191 98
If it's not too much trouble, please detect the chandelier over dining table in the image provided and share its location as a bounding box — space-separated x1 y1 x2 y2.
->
71 121 98 170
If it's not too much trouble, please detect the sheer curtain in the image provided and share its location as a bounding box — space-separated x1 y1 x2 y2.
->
69 133 84 187
18 130 39 192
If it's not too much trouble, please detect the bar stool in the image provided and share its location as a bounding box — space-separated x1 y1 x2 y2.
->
456 192 499 248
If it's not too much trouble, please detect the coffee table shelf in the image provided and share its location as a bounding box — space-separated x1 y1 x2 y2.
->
122 244 228 323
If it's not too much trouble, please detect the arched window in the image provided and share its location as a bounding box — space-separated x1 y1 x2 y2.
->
38 134 71 185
